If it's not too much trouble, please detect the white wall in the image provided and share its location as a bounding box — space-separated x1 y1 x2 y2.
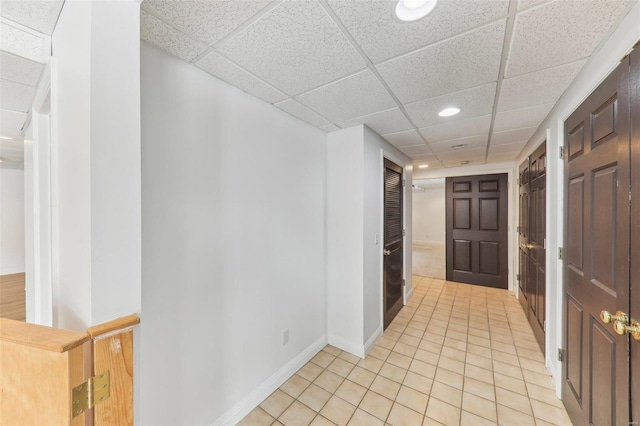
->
515 0 640 395
140 42 327 425
412 184 446 245
0 168 25 275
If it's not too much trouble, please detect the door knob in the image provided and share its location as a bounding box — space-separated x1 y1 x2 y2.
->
383 249 391 256
613 319 640 341
600 310 629 324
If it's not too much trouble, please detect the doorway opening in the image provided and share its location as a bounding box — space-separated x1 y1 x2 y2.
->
411 178 445 279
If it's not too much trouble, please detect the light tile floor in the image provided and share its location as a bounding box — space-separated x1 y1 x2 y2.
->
238 276 573 426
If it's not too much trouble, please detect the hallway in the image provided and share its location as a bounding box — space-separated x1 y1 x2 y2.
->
239 277 571 425
412 244 445 280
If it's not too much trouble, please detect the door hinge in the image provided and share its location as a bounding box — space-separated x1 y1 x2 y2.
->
516 274 521 281
402 279 405 287
72 371 110 418
558 247 564 260
559 146 564 159
558 348 566 362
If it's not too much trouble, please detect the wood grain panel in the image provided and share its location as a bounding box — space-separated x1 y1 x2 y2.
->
453 240 471 272
479 198 498 230
453 199 471 229
478 241 499 275
479 180 499 192
591 319 616 426
592 96 617 146
568 176 584 271
452 181 471 193
0 273 25 321
566 296 583 403
568 123 584 159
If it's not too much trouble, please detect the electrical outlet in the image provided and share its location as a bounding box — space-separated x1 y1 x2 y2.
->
282 329 289 345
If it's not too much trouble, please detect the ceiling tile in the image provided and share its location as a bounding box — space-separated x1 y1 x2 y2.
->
377 20 505 104
0 20 48 59
437 147 486 161
442 159 485 167
0 0 63 35
518 0 546 10
405 83 496 128
217 0 366 96
491 127 537 146
327 0 508 63
382 130 424 148
275 99 330 128
487 153 518 163
419 114 491 143
339 107 413 135
493 103 554 132
142 1 272 46
141 11 209 62
507 0 633 77
320 124 341 132
498 60 585 112
398 144 433 158
489 141 526 155
0 109 27 138
429 134 488 153
0 51 45 86
297 70 396 123
195 51 287 104
0 80 36 112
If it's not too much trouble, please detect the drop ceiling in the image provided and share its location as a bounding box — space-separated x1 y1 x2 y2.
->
141 0 633 169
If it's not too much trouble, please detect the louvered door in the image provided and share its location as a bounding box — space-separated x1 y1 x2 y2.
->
383 158 404 329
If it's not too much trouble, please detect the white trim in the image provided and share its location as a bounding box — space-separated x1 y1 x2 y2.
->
545 356 561 399
211 335 328 426
404 285 414 303
328 333 365 358
364 326 383 357
412 240 445 247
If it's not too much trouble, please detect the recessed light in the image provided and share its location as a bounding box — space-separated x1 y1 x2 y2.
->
438 107 460 117
395 0 438 22
0 136 13 140
451 144 466 149
418 164 429 169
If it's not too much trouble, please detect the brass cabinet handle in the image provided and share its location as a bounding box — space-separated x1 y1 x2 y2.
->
600 310 629 324
613 319 640 341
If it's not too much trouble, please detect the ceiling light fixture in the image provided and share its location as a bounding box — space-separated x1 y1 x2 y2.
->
438 107 461 117
395 0 438 22
451 144 466 149
0 136 13 140
418 164 429 169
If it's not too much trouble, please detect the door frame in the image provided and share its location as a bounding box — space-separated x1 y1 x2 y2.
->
379 149 409 333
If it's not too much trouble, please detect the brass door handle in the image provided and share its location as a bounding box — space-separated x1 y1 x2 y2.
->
600 310 629 324
383 249 391 256
613 319 640 341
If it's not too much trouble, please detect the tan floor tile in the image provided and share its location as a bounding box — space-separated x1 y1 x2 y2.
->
259 389 294 418
404 326 425 339
394 342 418 357
426 398 461 426
327 358 355 378
379 362 408 383
273 421 284 426
494 373 528 396
314 370 344 394
437 356 465 373
534 418 557 426
517 347 545 362
522 370 555 390
358 390 393 421
396 385 429 414
430 381 462 408
465 364 495 385
347 408 384 426
298 362 324 382
497 404 537 426
423 333 446 345
419 340 443 354
434 368 464 390
279 401 317 426
440 346 466 362
238 407 275 426
323 345 342 356
319 396 356 426
519 358 548 375
378 336 397 350
491 350 520 367
460 410 497 426
298 384 332 412
525 383 564 408
387 351 413 369
492 341 517 355
357 356 384 374
281 374 312 398
410 359 437 379
387 402 425 426
385 330 402 341
399 334 421 348
443 337 467 352
309 415 336 426
346 366 376 388
468 328 490 339
312 351 337 368
446 329 468 343
338 351 361 365
463 377 495 402
530 400 572 425
370 375 401 400
495 387 533 416
462 392 496 422
334 380 367 407
403 371 433 394
467 344 492 359
368 345 391 361
414 348 440 366
466 353 493 371
492 360 523 380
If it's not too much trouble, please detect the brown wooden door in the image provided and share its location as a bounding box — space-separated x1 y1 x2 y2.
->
518 142 546 352
562 57 631 426
445 174 508 289
383 158 404 329
630 45 640 426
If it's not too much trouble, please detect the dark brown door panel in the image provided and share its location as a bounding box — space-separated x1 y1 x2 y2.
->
384 158 404 329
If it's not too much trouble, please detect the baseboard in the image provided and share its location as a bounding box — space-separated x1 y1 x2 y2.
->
546 356 562 398
404 285 414 303
412 240 445 247
328 333 365 358
363 326 382 357
211 335 328 426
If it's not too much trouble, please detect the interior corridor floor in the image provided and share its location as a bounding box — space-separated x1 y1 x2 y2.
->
239 276 572 426
412 244 445 279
